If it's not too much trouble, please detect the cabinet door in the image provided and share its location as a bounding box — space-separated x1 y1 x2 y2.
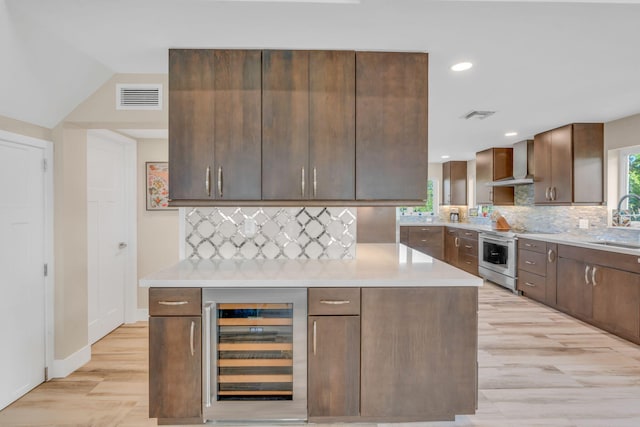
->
534 130 552 204
262 50 310 200
360 288 477 418
213 50 262 200
356 52 428 201
149 316 201 421
308 316 360 417
169 49 215 201
444 228 459 266
572 123 604 204
491 148 514 206
545 243 558 307
549 125 573 204
475 149 492 204
592 266 640 339
557 257 592 319
442 161 452 206
309 51 355 200
442 161 467 206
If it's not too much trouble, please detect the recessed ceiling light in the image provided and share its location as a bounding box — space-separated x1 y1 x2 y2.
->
505 132 518 137
451 62 473 72
441 155 450 159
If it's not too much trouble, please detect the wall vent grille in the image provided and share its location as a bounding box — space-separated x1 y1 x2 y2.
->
116 84 162 110
462 110 496 120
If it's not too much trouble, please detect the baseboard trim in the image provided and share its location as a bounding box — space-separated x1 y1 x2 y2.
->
49 345 91 379
136 308 149 322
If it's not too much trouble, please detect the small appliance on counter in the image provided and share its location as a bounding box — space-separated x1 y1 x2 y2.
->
449 207 460 222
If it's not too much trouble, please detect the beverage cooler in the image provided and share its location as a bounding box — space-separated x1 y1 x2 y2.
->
202 288 307 422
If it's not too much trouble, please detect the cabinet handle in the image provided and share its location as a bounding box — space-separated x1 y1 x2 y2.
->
205 166 211 197
158 300 188 306
584 265 591 285
591 266 598 286
525 260 536 265
464 232 473 236
464 244 473 249
547 249 556 263
301 167 305 197
545 187 550 200
524 282 536 287
525 243 536 248
551 187 557 201
320 299 350 305
421 239 427 242
218 166 223 198
313 320 317 356
465 260 472 265
204 304 213 407
313 167 317 198
190 320 195 357
455 237 460 247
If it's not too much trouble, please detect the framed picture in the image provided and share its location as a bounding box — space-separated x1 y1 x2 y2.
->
145 162 174 210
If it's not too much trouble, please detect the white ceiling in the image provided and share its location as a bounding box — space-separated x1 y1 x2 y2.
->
3 0 640 161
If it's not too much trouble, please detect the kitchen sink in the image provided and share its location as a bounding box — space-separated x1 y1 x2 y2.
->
587 240 640 250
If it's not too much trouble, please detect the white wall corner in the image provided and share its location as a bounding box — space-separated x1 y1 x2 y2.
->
49 345 91 379
136 308 149 322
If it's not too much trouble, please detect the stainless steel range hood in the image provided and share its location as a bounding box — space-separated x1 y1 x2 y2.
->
489 139 534 187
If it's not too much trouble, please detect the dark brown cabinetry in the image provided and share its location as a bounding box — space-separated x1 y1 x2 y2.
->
263 50 356 200
308 288 360 418
445 227 459 266
169 49 261 202
592 266 640 340
360 287 477 420
517 238 557 305
149 288 202 424
442 161 467 206
534 123 604 205
475 148 514 205
399 226 444 260
443 227 478 275
356 52 428 202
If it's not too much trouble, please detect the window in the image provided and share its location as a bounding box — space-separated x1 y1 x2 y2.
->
399 180 438 216
618 146 640 222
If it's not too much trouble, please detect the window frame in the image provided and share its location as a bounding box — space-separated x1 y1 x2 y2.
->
618 145 640 210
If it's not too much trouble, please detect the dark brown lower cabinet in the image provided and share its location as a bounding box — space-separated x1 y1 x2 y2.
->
360 287 478 421
557 257 593 320
592 265 640 340
308 316 360 418
149 316 202 423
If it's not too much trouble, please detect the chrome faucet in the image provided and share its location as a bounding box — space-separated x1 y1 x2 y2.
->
616 193 640 225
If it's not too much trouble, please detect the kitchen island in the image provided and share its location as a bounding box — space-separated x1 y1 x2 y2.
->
141 244 482 425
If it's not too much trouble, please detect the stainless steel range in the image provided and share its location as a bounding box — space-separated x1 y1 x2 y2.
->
478 230 518 292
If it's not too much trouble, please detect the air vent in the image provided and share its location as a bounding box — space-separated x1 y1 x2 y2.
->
116 84 162 110
462 110 496 120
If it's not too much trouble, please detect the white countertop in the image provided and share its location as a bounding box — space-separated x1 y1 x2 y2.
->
139 243 483 288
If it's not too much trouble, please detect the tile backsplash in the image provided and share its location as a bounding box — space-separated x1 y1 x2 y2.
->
184 207 356 260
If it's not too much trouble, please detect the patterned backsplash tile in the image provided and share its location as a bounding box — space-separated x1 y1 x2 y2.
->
184 207 356 260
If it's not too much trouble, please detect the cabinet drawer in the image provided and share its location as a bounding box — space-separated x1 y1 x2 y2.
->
459 239 478 256
459 229 478 240
519 238 546 254
458 252 478 275
408 227 443 246
517 270 546 302
308 288 360 315
149 288 202 316
518 249 546 276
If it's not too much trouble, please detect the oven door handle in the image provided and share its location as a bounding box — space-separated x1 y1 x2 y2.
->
204 302 215 408
480 236 512 245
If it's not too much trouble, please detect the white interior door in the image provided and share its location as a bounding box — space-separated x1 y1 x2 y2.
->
87 133 127 344
0 139 46 410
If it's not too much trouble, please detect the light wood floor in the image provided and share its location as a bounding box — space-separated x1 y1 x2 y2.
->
1 282 640 426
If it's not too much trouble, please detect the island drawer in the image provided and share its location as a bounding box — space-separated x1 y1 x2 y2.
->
519 238 546 254
518 249 546 276
517 270 546 302
308 288 360 315
149 288 202 316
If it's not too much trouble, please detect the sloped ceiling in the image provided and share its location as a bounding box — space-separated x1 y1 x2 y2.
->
2 0 640 160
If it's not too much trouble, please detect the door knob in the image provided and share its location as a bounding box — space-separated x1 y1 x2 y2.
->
118 242 128 249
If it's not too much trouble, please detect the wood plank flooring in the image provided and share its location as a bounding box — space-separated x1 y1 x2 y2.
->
1 282 640 426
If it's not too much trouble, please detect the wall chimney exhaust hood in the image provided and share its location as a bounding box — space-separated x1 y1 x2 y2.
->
489 139 534 187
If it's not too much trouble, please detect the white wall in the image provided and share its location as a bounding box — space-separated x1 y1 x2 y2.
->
136 139 179 310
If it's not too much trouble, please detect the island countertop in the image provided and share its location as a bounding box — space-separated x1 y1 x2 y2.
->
140 243 483 288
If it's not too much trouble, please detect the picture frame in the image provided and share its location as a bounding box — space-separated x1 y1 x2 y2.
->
145 162 174 210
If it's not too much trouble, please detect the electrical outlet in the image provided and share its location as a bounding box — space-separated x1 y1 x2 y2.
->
578 218 589 229
244 219 256 237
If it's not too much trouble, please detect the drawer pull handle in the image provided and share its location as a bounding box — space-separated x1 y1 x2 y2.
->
525 261 536 265
464 244 473 249
158 301 189 306
525 243 536 248
465 261 471 264
320 300 351 305
465 232 473 236
524 282 536 287
421 239 427 242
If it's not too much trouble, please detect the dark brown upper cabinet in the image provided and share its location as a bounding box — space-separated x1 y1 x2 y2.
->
475 148 514 205
356 51 428 202
262 50 356 201
534 123 603 205
168 49 262 202
442 161 467 205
